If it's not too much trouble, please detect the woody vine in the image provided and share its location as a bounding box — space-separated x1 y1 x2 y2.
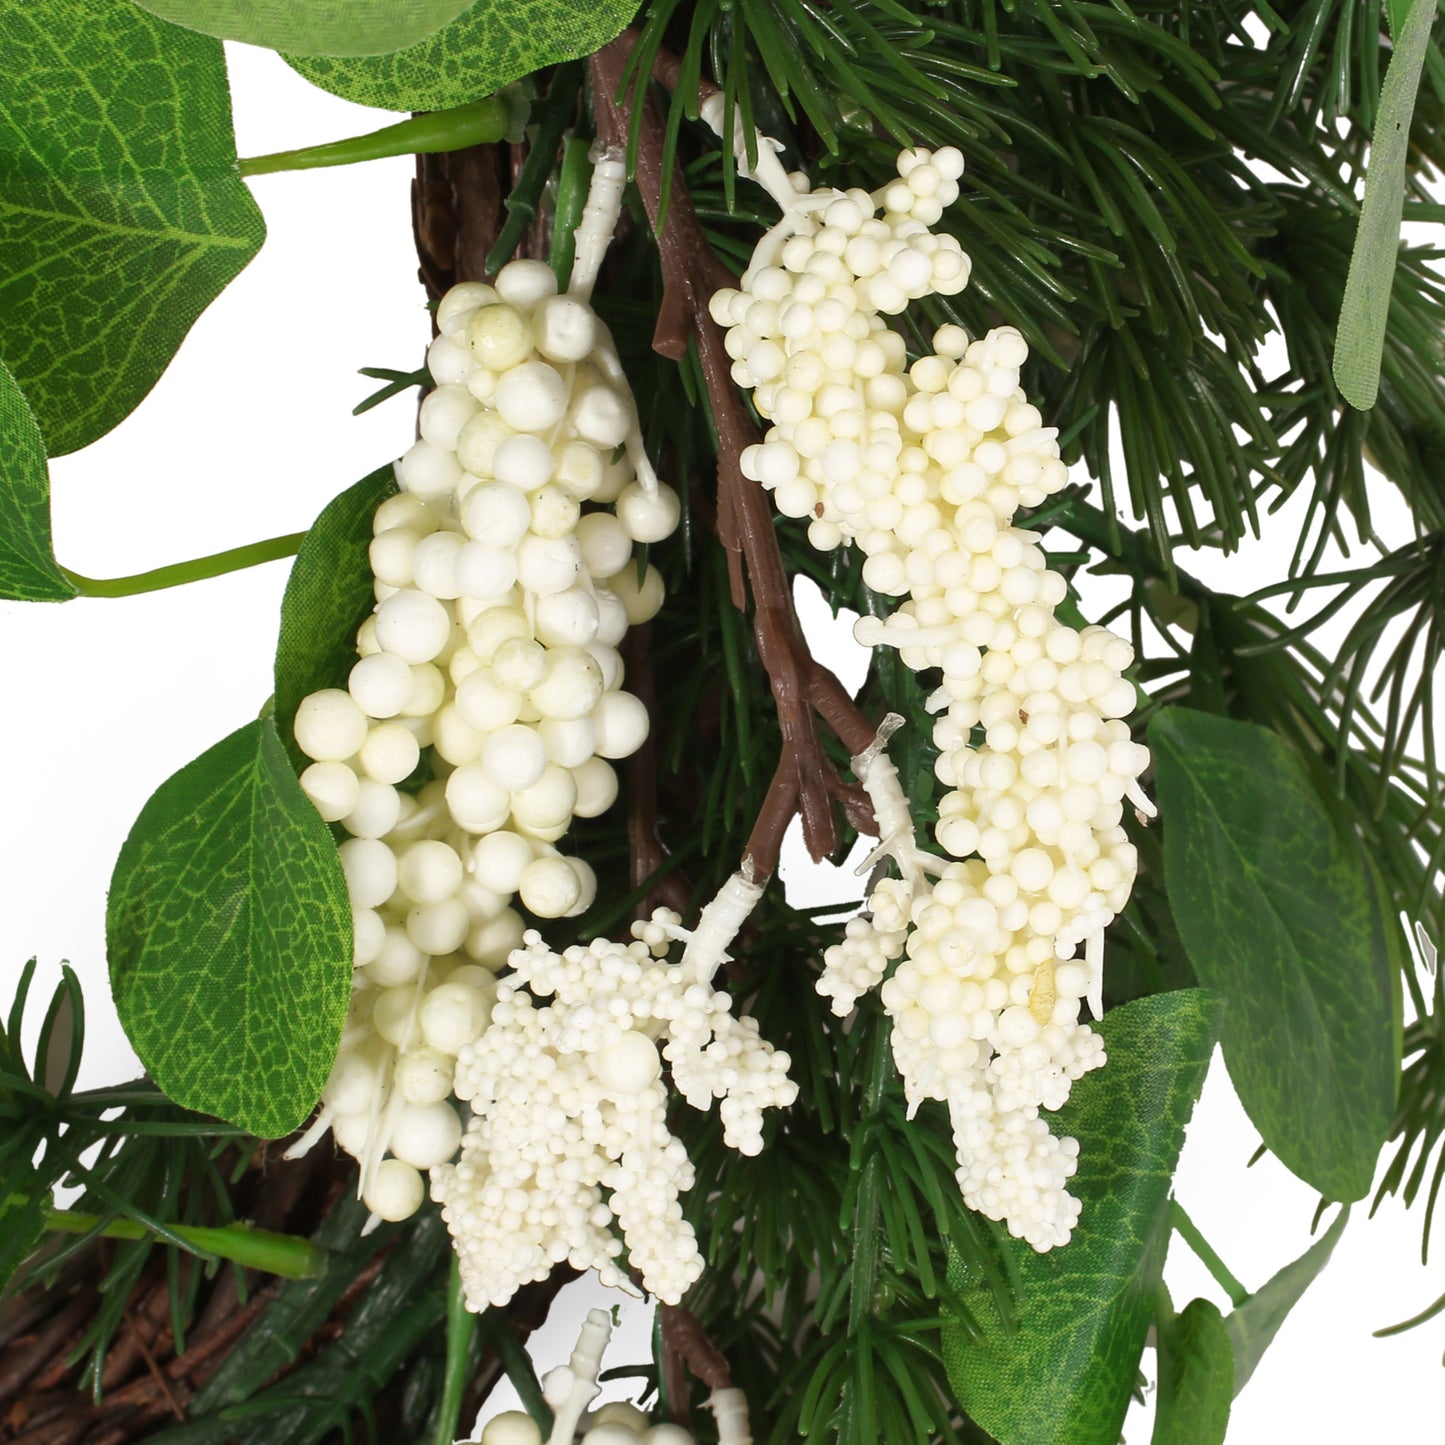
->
1 2 1443 1444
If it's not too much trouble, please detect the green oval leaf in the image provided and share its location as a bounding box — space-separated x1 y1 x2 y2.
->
0 359 74 601
286 0 636 112
1150 708 1397 1202
943 989 1221 1445
130 0 472 57
0 0 265 455
1223 1206 1349 1396
1153 1297 1233 1445
274 466 396 770
1331 0 1436 410
107 716 352 1138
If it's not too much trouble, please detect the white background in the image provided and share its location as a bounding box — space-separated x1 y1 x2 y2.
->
4 41 1441 1441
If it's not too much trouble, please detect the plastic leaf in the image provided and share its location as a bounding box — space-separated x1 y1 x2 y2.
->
0 0 265 455
942 989 1220 1445
1152 1297 1233 1445
1151 708 1397 1202
0 358 73 601
107 715 352 1138
1332 0 1436 409
286 0 638 112
129 0 472 57
1223 1206 1350 1394
273 466 396 772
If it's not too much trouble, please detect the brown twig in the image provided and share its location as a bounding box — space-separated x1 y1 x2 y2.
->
591 39 879 881
657 1303 733 1425
624 624 698 919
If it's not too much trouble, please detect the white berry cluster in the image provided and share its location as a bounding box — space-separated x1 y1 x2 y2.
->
433 897 798 1311
710 142 1154 1250
289 259 678 1218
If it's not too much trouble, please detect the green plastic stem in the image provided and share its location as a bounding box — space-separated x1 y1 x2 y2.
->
240 97 509 178
431 1257 478 1445
62 531 306 597
1171 1201 1249 1308
41 1205 326 1278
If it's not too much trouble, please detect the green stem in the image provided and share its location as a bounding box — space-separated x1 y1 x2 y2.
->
62 531 306 598
846 1027 896 1335
549 135 594 290
431 1257 478 1445
1171 1201 1249 1308
240 97 509 178
40 1204 326 1279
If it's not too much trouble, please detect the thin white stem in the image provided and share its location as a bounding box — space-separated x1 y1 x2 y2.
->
679 866 765 984
708 1387 754 1445
282 1104 335 1161
544 1308 612 1445
568 146 628 303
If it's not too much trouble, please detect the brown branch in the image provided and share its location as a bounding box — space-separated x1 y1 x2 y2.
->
657 1303 733 1425
624 624 697 919
590 39 879 882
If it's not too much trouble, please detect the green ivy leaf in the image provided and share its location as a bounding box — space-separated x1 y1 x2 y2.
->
1224 1206 1350 1395
1150 708 1397 1202
0 358 73 601
107 715 352 1138
130 0 472 56
1332 0 1436 409
286 0 636 112
942 990 1221 1445
1153 1297 1233 1445
274 466 396 771
0 0 265 456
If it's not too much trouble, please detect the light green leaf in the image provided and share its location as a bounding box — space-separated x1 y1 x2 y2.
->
130 0 472 57
0 358 74 600
943 990 1221 1445
286 0 636 112
1150 708 1397 1202
1224 1206 1350 1395
274 466 396 770
107 715 352 1138
1153 1297 1233 1445
1332 0 1436 409
0 0 265 456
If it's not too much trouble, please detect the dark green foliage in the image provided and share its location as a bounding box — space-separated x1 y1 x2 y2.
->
0 961 253 1394
274 466 398 770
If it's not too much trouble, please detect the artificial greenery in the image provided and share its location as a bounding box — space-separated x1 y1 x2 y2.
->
1 0 1442 1441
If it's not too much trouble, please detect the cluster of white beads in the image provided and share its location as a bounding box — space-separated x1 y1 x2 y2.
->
289 958 495 1222
290 259 677 1215
712 143 1154 1250
433 900 798 1310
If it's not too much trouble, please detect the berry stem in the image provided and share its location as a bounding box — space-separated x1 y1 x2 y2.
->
238 98 510 178
591 36 877 878
62 531 306 597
